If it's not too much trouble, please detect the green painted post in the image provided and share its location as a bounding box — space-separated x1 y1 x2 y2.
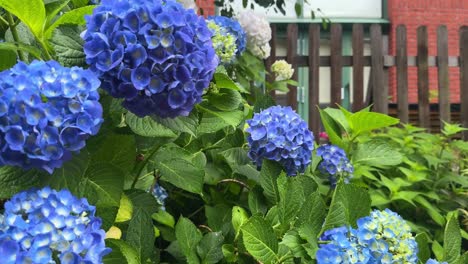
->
342 31 352 110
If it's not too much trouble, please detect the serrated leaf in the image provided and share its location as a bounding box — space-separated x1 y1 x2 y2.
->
260 160 283 205
214 72 245 92
0 0 45 38
324 108 351 133
196 232 225 264
152 111 199 136
415 233 431 263
219 147 250 169
115 194 133 223
248 186 268 215
176 217 202 264
280 230 307 258
126 112 177 138
152 210 175 228
443 213 461 263
277 174 305 225
232 206 249 239
197 105 244 134
319 108 345 149
320 183 371 234
209 89 243 111
353 139 403 167
50 25 86 67
89 132 136 173
241 215 279 264
0 167 46 199
157 158 204 194
104 239 140 264
349 111 399 135
126 208 155 263
45 0 70 28
295 191 326 236
0 41 42 60
45 5 95 39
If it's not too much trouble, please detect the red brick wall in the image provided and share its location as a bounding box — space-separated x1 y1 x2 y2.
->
388 0 468 103
196 0 215 17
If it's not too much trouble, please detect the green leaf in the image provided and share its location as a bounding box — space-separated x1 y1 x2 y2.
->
248 186 268 215
176 217 203 264
152 111 199 137
414 196 446 226
0 0 46 38
219 147 250 169
126 112 177 138
209 89 243 111
432 240 444 261
104 239 140 264
349 111 399 135
295 191 326 237
280 229 307 258
294 2 302 16
0 41 42 59
222 244 237 263
319 108 345 149
89 132 136 173
157 158 204 194
214 72 245 92
232 206 250 239
324 108 351 133
125 189 160 213
0 49 17 71
353 139 403 167
196 232 225 264
259 160 283 205
320 182 371 234
415 233 431 263
197 105 244 134
50 25 86 67
44 0 70 28
0 167 46 199
126 208 155 263
443 213 461 263
152 210 176 228
241 215 279 264
441 122 468 136
277 174 305 225
115 194 133 223
45 5 95 39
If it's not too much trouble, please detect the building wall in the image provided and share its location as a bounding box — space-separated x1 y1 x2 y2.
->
387 0 468 103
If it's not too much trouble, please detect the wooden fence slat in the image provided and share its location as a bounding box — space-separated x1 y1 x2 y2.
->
287 24 298 110
370 24 386 113
437 25 450 125
352 24 364 112
417 26 430 129
330 24 342 107
460 26 468 140
266 24 277 98
309 24 320 138
396 25 409 123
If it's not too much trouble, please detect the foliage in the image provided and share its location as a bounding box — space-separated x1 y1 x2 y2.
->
0 0 466 263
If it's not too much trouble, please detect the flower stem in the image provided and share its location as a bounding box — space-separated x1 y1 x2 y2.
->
6 13 25 61
38 39 53 60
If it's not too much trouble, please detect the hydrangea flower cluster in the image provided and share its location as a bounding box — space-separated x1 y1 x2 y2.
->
236 10 272 59
83 0 218 118
207 21 237 64
208 16 246 56
0 60 103 173
271 60 294 81
317 209 418 264
246 105 314 176
316 144 354 186
0 187 110 263
151 184 169 210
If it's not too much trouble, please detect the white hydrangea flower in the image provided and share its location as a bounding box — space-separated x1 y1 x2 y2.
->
271 60 294 81
236 10 272 59
177 0 198 11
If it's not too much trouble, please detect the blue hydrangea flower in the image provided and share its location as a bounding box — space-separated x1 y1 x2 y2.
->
246 106 314 176
151 185 168 210
426 259 448 264
0 187 111 263
207 21 237 64
317 209 418 264
208 16 246 57
0 60 103 173
83 0 218 118
316 144 354 187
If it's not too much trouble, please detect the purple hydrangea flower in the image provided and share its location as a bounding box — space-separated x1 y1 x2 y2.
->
0 60 103 173
0 187 111 263
316 144 354 187
317 209 418 264
246 105 314 176
83 0 218 118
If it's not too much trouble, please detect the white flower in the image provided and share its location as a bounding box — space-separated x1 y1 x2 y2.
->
236 10 272 59
271 60 294 81
177 0 198 12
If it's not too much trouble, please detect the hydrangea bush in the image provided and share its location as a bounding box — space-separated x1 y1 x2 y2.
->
0 0 465 263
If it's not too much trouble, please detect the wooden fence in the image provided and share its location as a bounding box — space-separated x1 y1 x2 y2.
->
265 24 468 140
